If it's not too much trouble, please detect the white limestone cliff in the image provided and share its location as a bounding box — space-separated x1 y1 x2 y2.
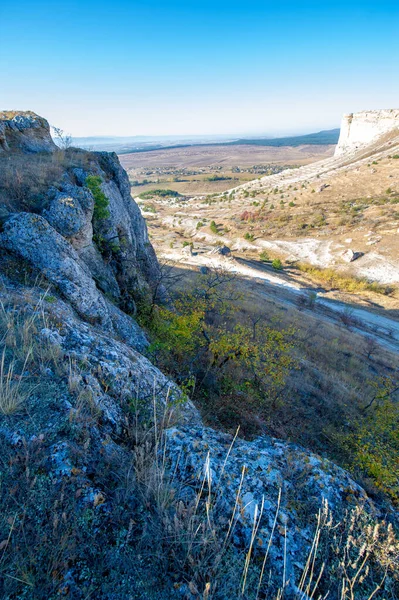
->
335 108 399 156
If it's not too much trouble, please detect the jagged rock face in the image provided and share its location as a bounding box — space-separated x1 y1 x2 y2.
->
0 111 162 342
335 109 399 156
0 111 57 153
93 152 161 305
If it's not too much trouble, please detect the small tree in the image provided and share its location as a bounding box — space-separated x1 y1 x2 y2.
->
144 266 296 413
336 375 399 501
272 258 283 270
210 221 218 234
52 126 72 150
364 336 378 360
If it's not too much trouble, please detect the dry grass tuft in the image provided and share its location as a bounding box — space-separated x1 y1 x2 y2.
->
0 350 32 415
0 292 65 416
295 262 395 295
125 405 399 599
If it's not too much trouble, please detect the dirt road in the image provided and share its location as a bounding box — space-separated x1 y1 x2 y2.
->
162 248 399 354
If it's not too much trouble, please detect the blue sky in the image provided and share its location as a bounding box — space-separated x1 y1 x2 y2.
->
1 0 398 136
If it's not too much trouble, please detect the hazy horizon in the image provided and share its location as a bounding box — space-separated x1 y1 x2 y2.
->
70 126 340 143
1 1 398 137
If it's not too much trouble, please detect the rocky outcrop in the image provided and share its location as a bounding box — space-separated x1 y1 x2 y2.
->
0 111 57 153
210 245 231 256
335 109 399 156
0 111 162 329
166 425 374 593
0 212 150 350
92 152 161 305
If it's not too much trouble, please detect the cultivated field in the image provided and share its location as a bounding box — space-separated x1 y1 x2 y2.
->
119 143 335 196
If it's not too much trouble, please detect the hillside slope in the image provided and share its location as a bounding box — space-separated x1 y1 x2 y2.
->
0 112 398 599
145 112 399 291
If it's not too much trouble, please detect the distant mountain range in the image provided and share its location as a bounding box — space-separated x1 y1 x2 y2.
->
226 129 340 147
70 128 340 154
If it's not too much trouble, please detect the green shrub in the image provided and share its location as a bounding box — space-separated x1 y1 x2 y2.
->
335 377 399 502
210 221 218 234
244 232 254 241
86 175 110 220
259 250 269 262
272 258 283 270
143 278 296 418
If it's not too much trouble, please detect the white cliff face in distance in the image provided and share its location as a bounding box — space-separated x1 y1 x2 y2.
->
335 108 399 156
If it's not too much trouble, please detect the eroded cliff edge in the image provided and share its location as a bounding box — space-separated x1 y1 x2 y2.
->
0 112 397 599
335 108 399 156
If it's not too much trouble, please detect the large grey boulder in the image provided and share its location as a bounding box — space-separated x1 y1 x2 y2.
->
0 212 148 350
0 212 111 325
34 292 200 428
343 248 364 262
44 185 94 245
44 181 121 300
165 424 374 595
0 111 57 153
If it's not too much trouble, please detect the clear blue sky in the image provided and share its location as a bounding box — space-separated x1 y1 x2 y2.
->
1 0 398 136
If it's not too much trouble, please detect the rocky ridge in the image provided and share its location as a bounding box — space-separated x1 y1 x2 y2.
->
0 112 397 599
